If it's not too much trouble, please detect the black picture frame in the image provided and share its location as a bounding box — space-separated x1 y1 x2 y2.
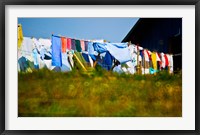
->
0 0 200 135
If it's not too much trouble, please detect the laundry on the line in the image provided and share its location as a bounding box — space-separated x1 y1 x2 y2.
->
18 34 174 75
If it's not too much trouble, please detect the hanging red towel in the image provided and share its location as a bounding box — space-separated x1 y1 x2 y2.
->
164 54 169 67
157 53 162 69
61 37 67 53
67 38 72 50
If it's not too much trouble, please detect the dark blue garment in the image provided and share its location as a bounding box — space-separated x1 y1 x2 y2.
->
102 52 114 70
52 35 62 67
71 39 76 50
84 41 88 51
140 50 144 59
82 53 90 63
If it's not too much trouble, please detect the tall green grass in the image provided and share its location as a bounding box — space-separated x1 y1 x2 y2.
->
18 69 182 117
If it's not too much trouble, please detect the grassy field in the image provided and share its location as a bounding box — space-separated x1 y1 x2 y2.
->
18 68 182 117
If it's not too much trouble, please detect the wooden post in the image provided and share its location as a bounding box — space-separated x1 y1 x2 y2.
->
93 53 100 68
93 61 98 67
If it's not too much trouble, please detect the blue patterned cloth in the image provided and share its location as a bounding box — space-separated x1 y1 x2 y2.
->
92 42 131 64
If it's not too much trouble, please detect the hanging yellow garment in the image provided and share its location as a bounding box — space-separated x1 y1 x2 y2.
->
18 24 23 48
151 52 157 70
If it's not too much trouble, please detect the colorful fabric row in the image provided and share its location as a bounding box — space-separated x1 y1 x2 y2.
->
19 35 175 75
125 44 174 74
60 36 90 53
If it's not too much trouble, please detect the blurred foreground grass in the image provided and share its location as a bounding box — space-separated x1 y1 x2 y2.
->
18 68 182 117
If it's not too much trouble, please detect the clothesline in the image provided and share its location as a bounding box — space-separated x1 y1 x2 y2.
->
52 34 104 43
18 35 175 74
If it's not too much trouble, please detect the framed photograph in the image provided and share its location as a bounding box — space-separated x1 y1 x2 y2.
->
1 0 199 135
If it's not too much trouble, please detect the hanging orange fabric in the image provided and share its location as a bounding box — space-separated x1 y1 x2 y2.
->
61 37 67 53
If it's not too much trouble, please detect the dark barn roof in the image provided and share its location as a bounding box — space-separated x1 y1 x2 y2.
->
122 18 182 54
122 18 182 71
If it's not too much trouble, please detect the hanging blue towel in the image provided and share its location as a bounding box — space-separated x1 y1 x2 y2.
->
52 35 62 67
106 43 131 64
88 42 96 61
